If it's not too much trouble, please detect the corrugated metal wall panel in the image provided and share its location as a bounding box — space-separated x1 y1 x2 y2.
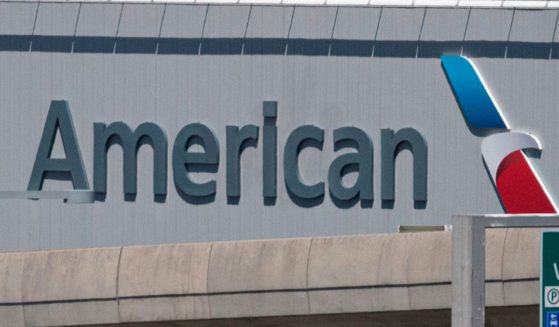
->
0 3 556 251
160 4 207 38
245 6 293 38
0 2 37 35
34 3 80 36
509 9 558 42
332 7 380 40
376 7 425 41
203 5 250 37
420 8 469 41
289 6 337 39
75 3 122 37
464 8 514 41
118 4 165 37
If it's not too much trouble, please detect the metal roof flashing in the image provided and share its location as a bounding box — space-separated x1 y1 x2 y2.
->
0 0 558 10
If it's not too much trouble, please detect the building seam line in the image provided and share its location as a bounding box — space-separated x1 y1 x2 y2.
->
0 277 539 307
549 9 559 60
305 237 313 315
328 6 339 57
206 242 215 319
113 3 124 54
71 2 82 53
199 4 209 55
156 3 167 55
116 246 124 323
29 1 40 51
371 6 382 57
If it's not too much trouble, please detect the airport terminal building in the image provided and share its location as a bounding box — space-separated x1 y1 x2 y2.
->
0 0 558 325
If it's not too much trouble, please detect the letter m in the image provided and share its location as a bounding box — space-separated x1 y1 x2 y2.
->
93 122 167 197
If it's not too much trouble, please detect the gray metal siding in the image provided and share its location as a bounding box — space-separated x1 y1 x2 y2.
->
118 4 165 37
34 2 79 36
204 5 250 37
0 4 557 251
332 7 380 40
375 7 425 41
160 4 207 38
76 3 122 37
509 9 558 42
420 8 469 41
0 2 37 35
464 9 514 41
289 6 337 39
245 6 293 38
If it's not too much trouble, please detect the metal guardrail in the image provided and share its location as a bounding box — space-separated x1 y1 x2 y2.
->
3 0 559 9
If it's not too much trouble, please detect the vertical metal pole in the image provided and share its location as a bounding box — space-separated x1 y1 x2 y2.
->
452 215 485 327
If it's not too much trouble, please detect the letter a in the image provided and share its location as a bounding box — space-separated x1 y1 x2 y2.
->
27 100 89 190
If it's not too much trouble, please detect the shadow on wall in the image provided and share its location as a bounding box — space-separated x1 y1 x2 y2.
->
0 35 557 59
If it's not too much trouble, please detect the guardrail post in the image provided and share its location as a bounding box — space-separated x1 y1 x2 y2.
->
452 215 485 327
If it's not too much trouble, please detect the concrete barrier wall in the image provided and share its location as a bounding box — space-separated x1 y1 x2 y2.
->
485 229 508 307
22 248 121 326
118 243 212 322
502 228 540 306
207 238 311 318
0 252 25 326
0 229 542 326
